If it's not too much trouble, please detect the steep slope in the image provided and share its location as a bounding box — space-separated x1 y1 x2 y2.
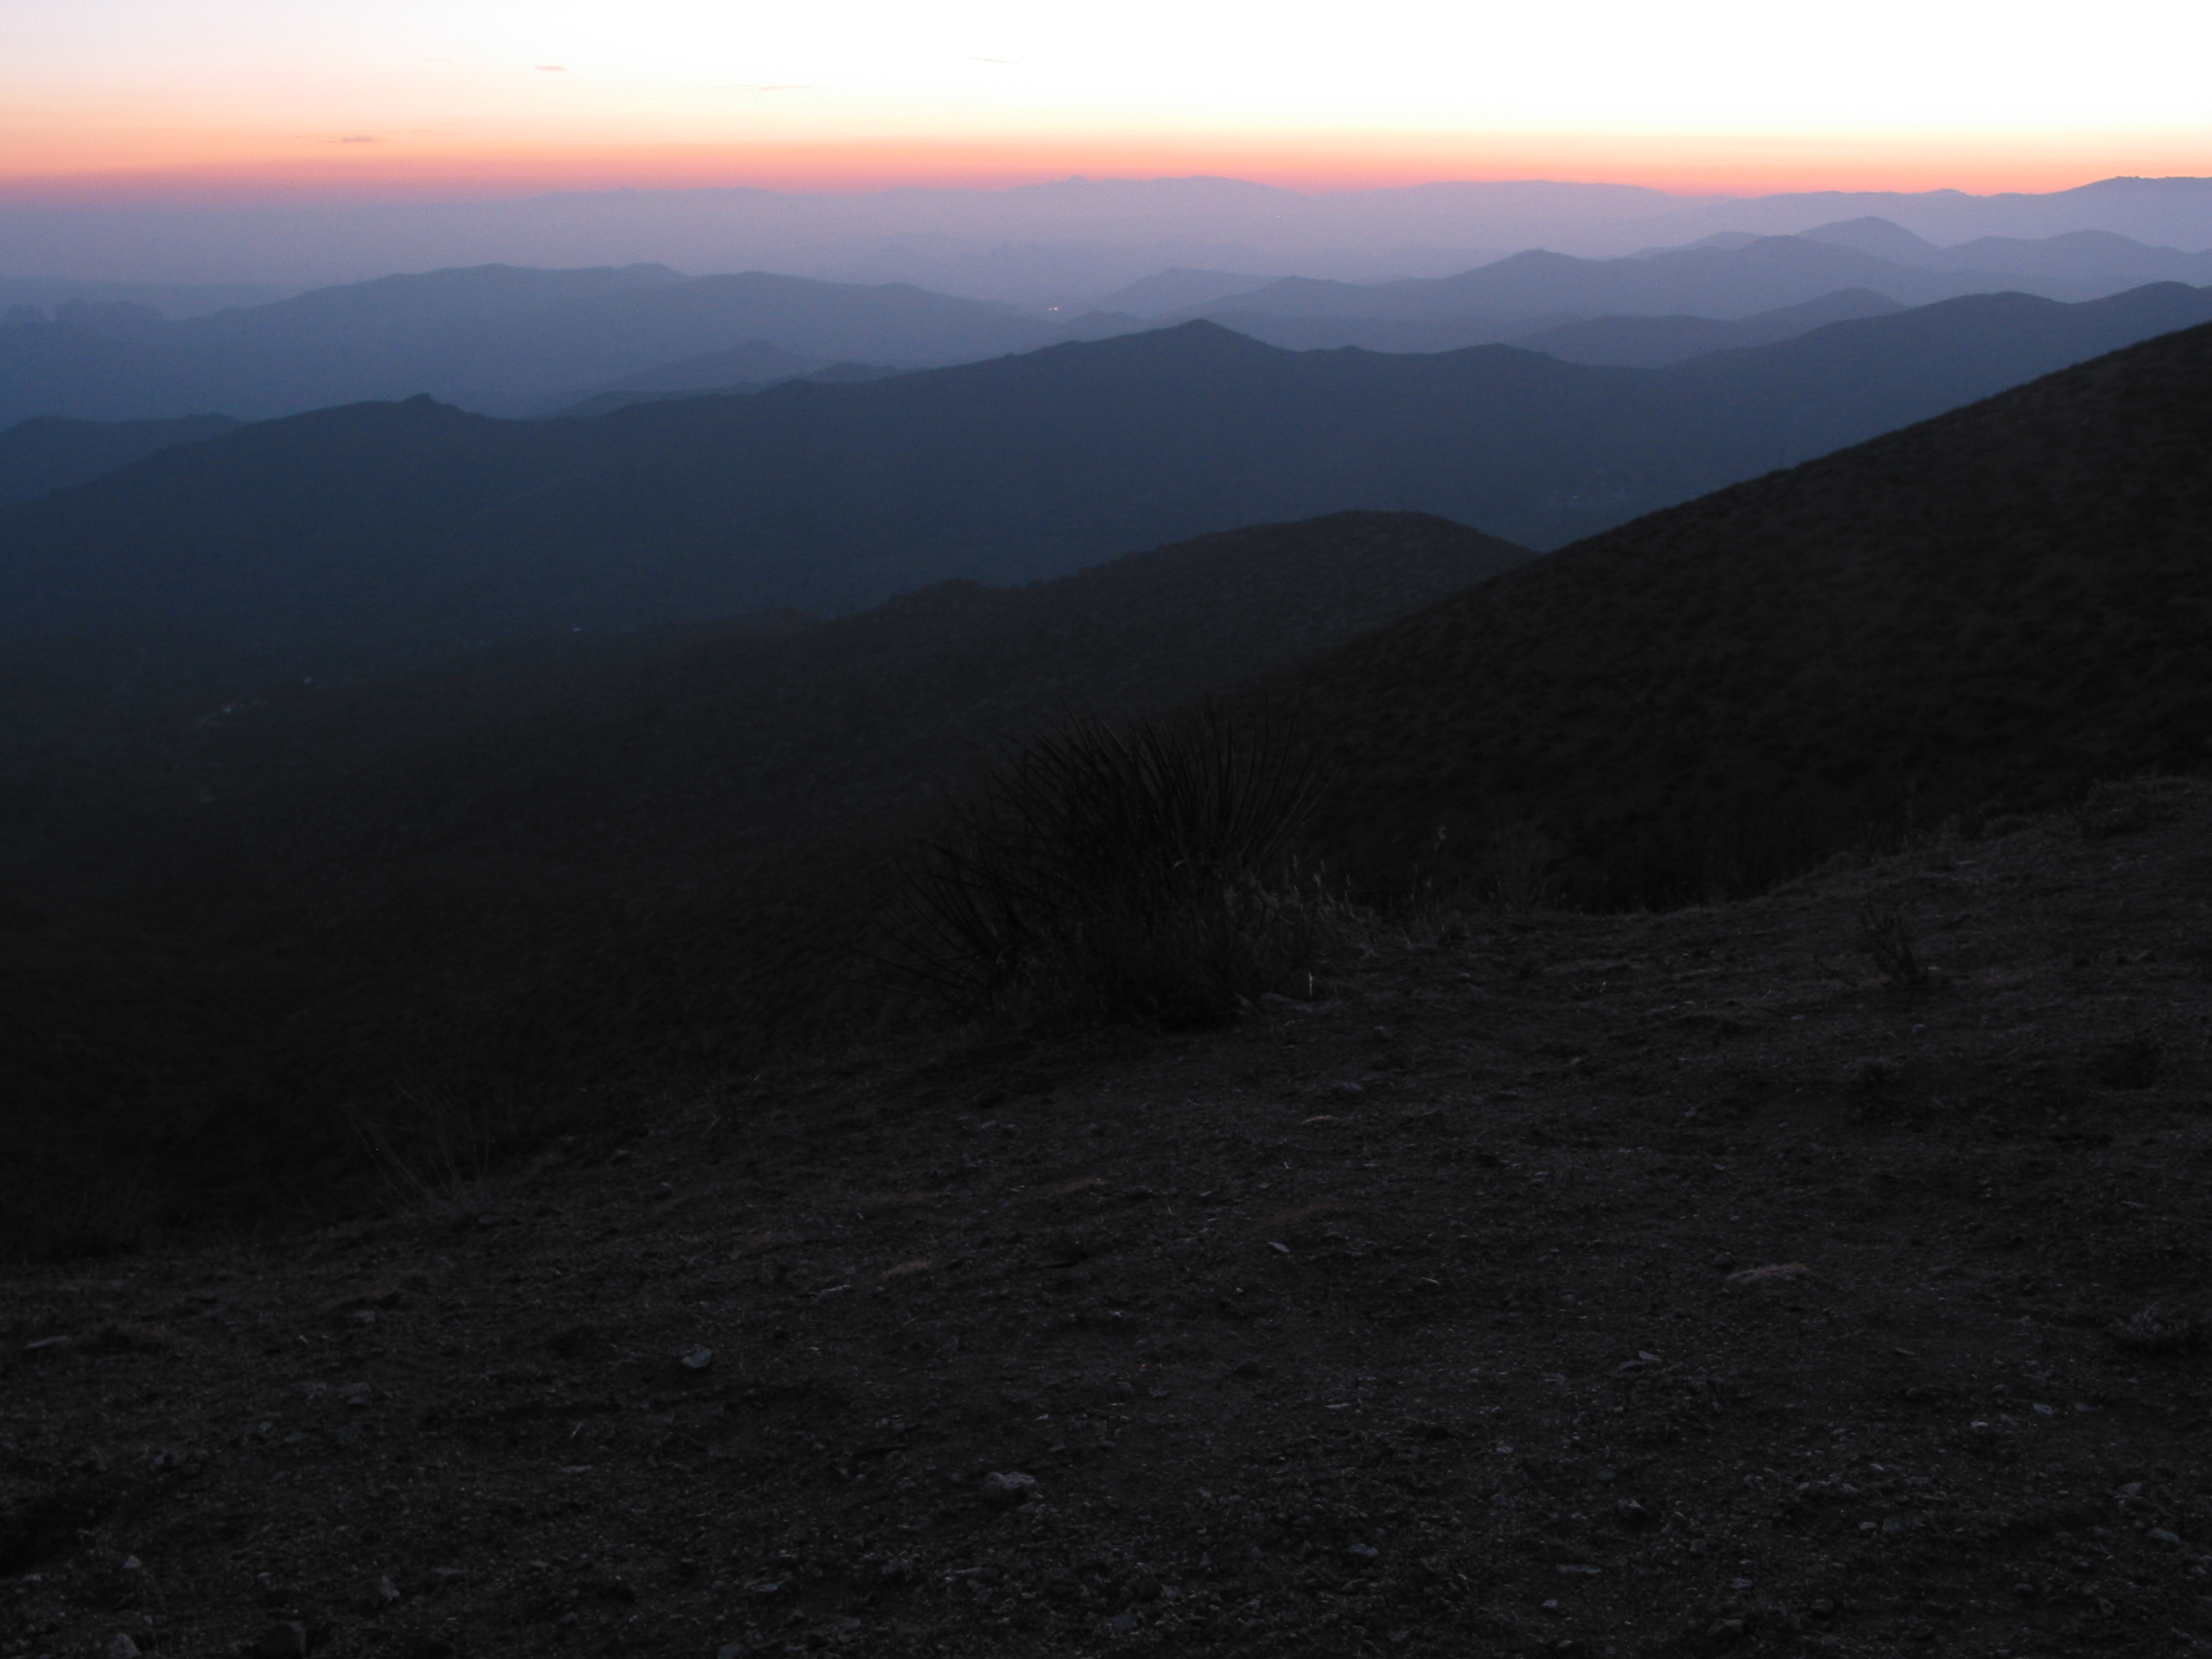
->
0 412 240 505
7 285 2208 697
1277 321 2212 904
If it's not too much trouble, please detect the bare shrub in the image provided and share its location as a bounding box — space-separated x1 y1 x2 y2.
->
1857 901 1930 991
345 1086 519 1221
881 705 1329 1028
1479 818 1560 913
2108 1306 2205 1355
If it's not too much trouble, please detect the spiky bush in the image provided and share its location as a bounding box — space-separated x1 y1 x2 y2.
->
883 706 1326 1027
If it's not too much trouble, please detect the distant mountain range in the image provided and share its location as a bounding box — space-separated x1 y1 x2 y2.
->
9 174 2212 306
8 216 2212 426
549 359 908 420
1205 289 1904 365
0 276 290 319
5 282 2208 694
0 264 1059 424
1279 319 2212 904
10 310 2211 1228
1176 232 2161 327
0 285 1973 501
1795 217 2212 288
1505 290 1905 368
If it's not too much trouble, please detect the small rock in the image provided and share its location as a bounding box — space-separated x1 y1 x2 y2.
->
2149 1529 2184 1546
376 1574 401 1604
121 1556 142 1571
1329 1082 1366 1100
252 1622 308 1658
681 1348 715 1371
1707 1618 1746 1640
1711 1254 1736 1272
980 1470 1039 1507
105 1635 142 1659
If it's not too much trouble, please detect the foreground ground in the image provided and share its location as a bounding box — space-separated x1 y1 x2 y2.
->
5 780 2210 1659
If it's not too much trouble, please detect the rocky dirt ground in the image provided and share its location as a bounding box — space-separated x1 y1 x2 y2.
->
5 778 2210 1659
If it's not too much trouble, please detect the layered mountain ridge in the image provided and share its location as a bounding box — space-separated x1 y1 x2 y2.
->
5 282 2207 696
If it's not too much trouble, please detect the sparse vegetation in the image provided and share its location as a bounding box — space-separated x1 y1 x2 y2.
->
2108 1304 2205 1354
1857 899 1931 991
882 706 1328 1028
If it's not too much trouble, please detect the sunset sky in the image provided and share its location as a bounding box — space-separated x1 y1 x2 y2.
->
8 0 2209 199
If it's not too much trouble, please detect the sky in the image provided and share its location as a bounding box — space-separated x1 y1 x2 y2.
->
7 0 2210 201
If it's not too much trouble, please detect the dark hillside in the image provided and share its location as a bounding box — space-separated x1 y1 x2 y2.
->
0 395 599 682
0 513 1531 1246
0 411 240 504
99 513 1531 903
7 285 2207 700
1279 321 2212 903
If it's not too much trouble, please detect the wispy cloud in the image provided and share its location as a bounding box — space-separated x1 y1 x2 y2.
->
535 64 567 72
970 56 1017 65
724 84 817 92
327 135 377 145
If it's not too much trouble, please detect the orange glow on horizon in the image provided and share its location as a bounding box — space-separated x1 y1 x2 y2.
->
6 130 2203 204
